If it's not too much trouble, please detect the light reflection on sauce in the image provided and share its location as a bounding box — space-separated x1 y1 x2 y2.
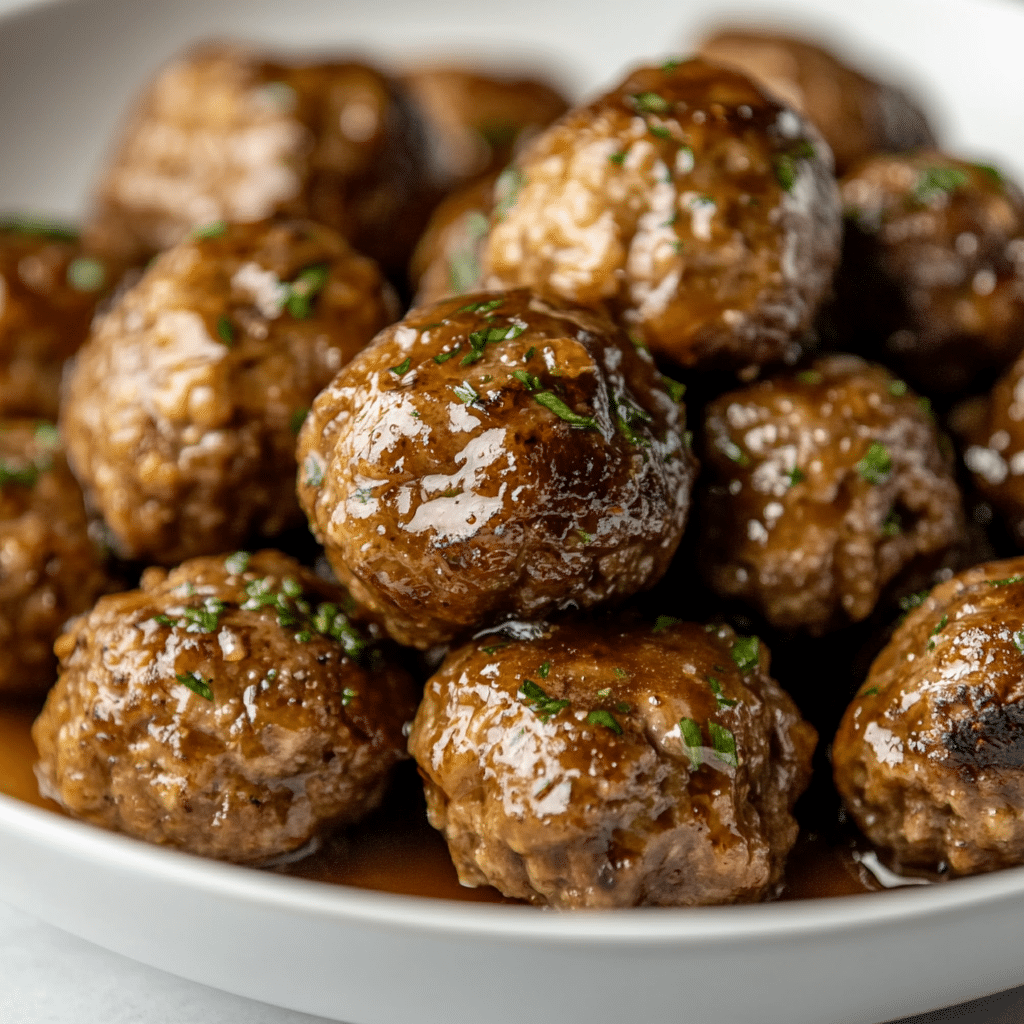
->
0 698 885 903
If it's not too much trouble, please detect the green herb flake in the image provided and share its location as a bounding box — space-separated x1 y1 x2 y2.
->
519 679 570 723
151 614 177 627
0 216 78 242
513 369 541 391
459 298 504 314
661 58 683 73
652 615 680 633
493 166 525 221
660 375 686 403
973 163 1003 183
294 630 312 643
899 590 930 612
0 460 39 489
341 687 357 706
991 575 1024 587
773 139 817 192
613 667 627 678
918 396 933 419
389 357 412 376
66 256 106 292
860 686 880 698
679 717 703 771
882 509 902 537
181 597 226 633
707 676 738 709
586 709 623 734
524 347 536 361
888 379 909 398
34 422 59 448
631 91 669 114
281 577 303 599
730 635 760 672
481 642 509 656
796 370 823 385
224 551 250 575
434 344 462 364
303 455 324 488
286 263 330 319
216 315 234 346
193 219 227 239
1014 631 1024 655
532 391 598 430
609 151 627 166
928 613 950 651
596 687 612 699
453 381 481 406
577 528 593 544
787 466 806 487
461 322 527 365
176 671 213 701
720 439 750 467
539 661 551 679
914 165 969 204
857 442 892 485
708 721 739 768
289 408 308 436
448 247 481 295
649 123 672 140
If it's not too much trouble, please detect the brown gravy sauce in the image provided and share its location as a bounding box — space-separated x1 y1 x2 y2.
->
0 698 882 903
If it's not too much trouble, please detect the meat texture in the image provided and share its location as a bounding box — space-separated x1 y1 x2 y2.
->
698 354 965 632
296 289 697 649
408 617 816 907
483 58 841 371
61 217 395 564
834 557 1024 875
33 550 419 863
0 420 117 692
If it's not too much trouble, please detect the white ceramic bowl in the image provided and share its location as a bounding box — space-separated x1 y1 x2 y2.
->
2 1 1024 1022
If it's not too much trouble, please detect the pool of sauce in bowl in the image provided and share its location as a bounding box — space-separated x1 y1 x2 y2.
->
0 697 888 903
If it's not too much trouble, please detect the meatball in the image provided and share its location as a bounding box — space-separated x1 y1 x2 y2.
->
61 217 395 565
696 29 936 176
296 289 696 649
401 66 568 189
0 221 112 419
84 42 436 275
408 172 494 306
32 550 419 864
698 355 965 633
833 557 1024 876
0 420 117 693
830 151 1024 393
408 617 816 907
483 58 841 371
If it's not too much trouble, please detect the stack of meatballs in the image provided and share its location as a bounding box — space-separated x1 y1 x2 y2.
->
7 25 1024 907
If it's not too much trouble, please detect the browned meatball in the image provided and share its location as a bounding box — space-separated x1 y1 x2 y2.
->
61 218 395 565
408 617 816 907
409 172 495 306
0 420 117 693
963 351 1024 545
0 221 113 420
831 152 1024 393
33 550 419 864
296 289 697 649
696 29 936 176
698 355 965 633
483 58 841 371
401 66 568 190
84 42 436 275
833 557 1024 876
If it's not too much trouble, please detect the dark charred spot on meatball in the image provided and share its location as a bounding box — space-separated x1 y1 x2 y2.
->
943 699 1024 773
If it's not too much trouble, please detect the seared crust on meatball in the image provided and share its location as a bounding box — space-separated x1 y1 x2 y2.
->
61 218 395 565
696 29 936 176
32 550 419 863
401 66 568 190
84 42 436 274
0 224 111 419
834 557 1024 876
296 289 696 649
832 151 1024 393
698 355 965 632
0 421 117 693
483 58 841 370
408 618 816 907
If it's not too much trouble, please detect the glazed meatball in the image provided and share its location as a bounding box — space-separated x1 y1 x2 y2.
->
0 221 112 419
962 351 1024 545
408 172 494 306
696 29 936 176
483 58 841 371
0 420 117 693
401 66 568 189
408 617 816 907
33 550 419 864
833 557 1024 876
61 218 394 565
830 151 1024 393
698 355 965 633
84 43 436 275
296 289 696 649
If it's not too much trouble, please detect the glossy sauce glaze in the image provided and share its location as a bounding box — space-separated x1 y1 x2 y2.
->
0 696 885 902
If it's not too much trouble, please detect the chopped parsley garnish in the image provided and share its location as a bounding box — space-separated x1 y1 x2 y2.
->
888 379 909 398
596 687 612 699
857 442 892 484
539 661 551 679
707 676 738 709
787 466 806 487
35 422 59 448
462 322 526 365
661 58 683 73
859 686 880 698
679 717 703 771
294 630 312 643
609 151 627 166
519 679 570 723
796 369 822 385
180 597 227 633
531 391 598 429
773 139 816 191
661 375 686 403
918 396 933 419
720 439 750 467
151 614 176 627
899 590 930 611
730 635 760 672
649 123 672 140
452 381 481 406
389 357 411 375
193 219 227 239
631 91 670 114
216 315 234 346
303 455 323 487
459 298 504 314
614 667 627 678
0 216 78 241
0 423 60 489
1014 631 1024 654
289 408 308 436
928 614 949 651
285 263 330 319
341 687 357 706
434 344 461 364
881 509 902 537
586 709 623 734
973 163 1002 183
524 347 536 361
991 575 1024 587
66 256 105 292
914 165 969 205
614 394 653 448
493 166 525 220
577 528 593 544
481 642 509 655
652 615 681 633
513 369 542 391
224 551 250 575
0 461 40 488
176 672 213 701
708 721 738 768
